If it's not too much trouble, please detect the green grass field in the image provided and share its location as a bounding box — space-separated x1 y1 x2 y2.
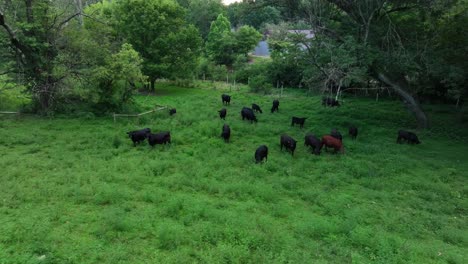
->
0 84 467 263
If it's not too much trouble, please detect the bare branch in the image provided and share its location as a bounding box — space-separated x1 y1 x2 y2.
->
0 10 27 60
57 12 81 30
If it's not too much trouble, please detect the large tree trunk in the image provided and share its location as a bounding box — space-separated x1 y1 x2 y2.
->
150 77 156 91
377 72 429 128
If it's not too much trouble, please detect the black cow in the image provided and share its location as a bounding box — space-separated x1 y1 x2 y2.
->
271 99 280 113
255 145 268 163
148 131 171 147
304 134 322 155
218 108 227 120
291 117 307 128
222 94 231 105
322 97 340 107
169 108 176 115
241 107 258 123
127 128 151 146
280 134 297 156
397 130 421 144
349 126 358 139
331 129 343 141
252 103 263 113
221 124 230 143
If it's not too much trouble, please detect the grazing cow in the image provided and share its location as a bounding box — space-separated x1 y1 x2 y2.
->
271 99 280 113
127 128 151 146
322 97 340 107
222 94 231 105
241 107 258 123
321 135 344 154
291 117 307 128
218 108 227 120
221 124 230 143
169 108 176 115
252 103 263 113
304 134 322 155
349 126 358 139
331 129 343 141
148 131 171 147
255 145 268 163
397 130 421 144
280 134 297 156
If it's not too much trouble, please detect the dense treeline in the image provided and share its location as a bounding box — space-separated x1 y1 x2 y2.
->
1 0 467 127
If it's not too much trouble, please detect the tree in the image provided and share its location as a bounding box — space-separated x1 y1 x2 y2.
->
227 2 281 29
185 0 225 39
90 43 146 108
0 0 83 112
206 14 236 65
235 25 263 55
206 14 262 66
115 0 202 90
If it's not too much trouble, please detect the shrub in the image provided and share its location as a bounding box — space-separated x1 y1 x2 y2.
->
249 75 273 94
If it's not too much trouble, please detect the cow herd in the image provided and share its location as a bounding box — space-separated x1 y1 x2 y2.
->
126 93 421 163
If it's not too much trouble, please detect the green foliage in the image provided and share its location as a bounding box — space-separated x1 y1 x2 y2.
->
248 75 272 94
235 57 272 86
90 43 146 109
0 0 82 111
163 25 203 80
115 0 202 85
0 76 30 111
195 58 228 82
206 14 234 65
0 85 467 263
235 26 263 55
184 0 225 39
227 2 281 29
267 26 306 87
207 14 262 66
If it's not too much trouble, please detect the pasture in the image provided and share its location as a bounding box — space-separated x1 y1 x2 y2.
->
0 84 467 263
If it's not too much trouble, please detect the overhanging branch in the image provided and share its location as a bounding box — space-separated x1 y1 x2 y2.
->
0 10 27 61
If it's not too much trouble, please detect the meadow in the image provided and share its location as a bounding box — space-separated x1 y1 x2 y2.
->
0 84 467 263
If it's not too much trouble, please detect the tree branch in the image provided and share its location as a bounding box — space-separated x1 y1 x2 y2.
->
57 12 81 30
385 5 418 14
0 10 27 60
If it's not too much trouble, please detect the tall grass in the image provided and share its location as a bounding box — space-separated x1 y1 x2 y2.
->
0 84 466 263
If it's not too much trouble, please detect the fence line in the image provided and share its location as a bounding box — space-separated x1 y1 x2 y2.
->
0 111 20 117
113 105 167 122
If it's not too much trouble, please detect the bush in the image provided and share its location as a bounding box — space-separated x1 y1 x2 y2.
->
235 58 271 84
195 58 229 82
249 75 273 94
0 78 30 111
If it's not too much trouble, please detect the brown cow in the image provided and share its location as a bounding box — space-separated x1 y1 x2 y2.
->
321 135 344 154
